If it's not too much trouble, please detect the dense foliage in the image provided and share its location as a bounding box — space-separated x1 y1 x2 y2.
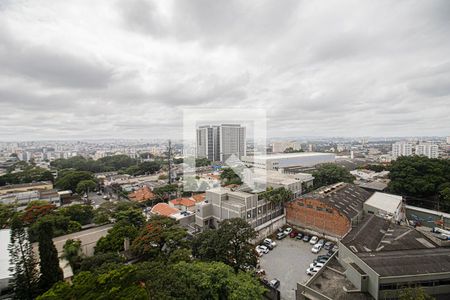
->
95 221 139 254
312 163 355 188
0 203 15 228
37 261 265 300
259 187 293 205
0 166 54 186
220 168 242 185
192 218 257 273
388 156 450 211
51 155 163 176
37 222 63 291
55 171 96 192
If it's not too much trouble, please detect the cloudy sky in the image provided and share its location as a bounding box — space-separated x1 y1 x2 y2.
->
0 0 449 140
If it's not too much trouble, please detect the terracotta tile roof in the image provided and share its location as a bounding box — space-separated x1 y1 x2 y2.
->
151 203 179 217
169 197 196 207
128 186 155 202
192 193 206 203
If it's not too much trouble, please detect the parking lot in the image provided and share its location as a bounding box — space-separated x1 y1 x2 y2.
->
259 234 329 300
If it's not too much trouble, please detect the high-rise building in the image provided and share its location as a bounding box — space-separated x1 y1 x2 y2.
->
415 143 439 159
447 136 450 144
392 142 413 159
196 124 245 162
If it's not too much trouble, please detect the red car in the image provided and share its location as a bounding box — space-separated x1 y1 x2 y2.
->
289 230 298 238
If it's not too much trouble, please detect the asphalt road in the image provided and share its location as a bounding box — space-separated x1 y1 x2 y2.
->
259 236 323 300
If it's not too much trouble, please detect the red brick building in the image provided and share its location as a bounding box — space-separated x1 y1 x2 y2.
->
286 183 372 238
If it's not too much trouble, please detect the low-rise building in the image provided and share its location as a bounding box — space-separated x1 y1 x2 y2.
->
0 181 53 195
169 197 196 212
242 152 335 172
363 192 403 221
195 187 284 232
338 215 450 300
286 183 372 238
0 189 60 210
128 186 155 203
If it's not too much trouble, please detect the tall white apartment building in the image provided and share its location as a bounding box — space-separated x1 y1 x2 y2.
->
447 136 450 144
196 124 246 162
392 142 413 159
415 143 439 159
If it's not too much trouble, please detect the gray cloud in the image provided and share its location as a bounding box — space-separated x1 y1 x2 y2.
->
0 0 449 140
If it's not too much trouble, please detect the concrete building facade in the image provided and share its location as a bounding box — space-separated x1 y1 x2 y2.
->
416 143 439 158
392 142 413 159
241 152 335 172
196 124 246 162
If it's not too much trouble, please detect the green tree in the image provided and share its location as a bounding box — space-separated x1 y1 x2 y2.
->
114 208 145 228
37 221 63 292
62 239 82 272
220 168 242 185
131 215 188 260
260 187 293 205
8 216 40 300
0 203 15 228
312 163 355 188
55 171 96 192
193 218 257 273
75 179 97 196
95 221 139 254
78 252 124 273
60 204 94 225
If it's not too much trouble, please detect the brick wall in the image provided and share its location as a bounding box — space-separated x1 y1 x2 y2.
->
286 198 351 238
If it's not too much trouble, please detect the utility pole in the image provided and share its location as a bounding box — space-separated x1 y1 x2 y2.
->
168 139 173 184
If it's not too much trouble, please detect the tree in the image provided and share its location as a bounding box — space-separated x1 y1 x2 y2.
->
62 239 82 272
21 203 56 225
37 221 63 292
283 147 304 153
8 216 40 300
60 204 94 225
37 265 148 300
78 252 124 273
259 187 293 205
312 163 355 188
220 168 242 185
114 208 145 228
75 179 97 196
28 214 71 242
193 218 257 273
55 170 96 192
131 215 189 260
0 203 15 228
95 221 139 254
153 184 178 202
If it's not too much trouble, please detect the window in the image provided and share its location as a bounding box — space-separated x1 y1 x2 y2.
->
316 207 324 211
307 204 313 209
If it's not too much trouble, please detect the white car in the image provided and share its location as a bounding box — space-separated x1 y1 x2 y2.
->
312 243 322 253
263 238 277 248
317 239 325 247
306 266 322 276
309 262 324 269
309 236 319 245
256 245 269 255
283 227 293 235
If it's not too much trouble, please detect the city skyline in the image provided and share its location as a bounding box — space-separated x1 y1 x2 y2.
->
1 0 449 140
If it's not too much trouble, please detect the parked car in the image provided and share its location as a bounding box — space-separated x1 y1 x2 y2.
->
309 236 319 245
302 234 311 242
327 250 335 256
263 239 276 250
96 191 102 195
306 266 322 276
276 232 287 240
311 243 322 253
332 245 339 252
309 262 324 269
270 278 280 289
284 227 293 235
317 239 325 247
103 195 109 200
314 257 329 264
256 245 269 255
296 232 304 240
324 241 334 250
289 230 298 238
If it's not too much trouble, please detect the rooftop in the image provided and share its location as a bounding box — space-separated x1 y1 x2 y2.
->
151 203 179 217
364 192 402 214
128 186 155 202
0 181 52 191
341 215 450 277
170 197 196 207
298 183 373 219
